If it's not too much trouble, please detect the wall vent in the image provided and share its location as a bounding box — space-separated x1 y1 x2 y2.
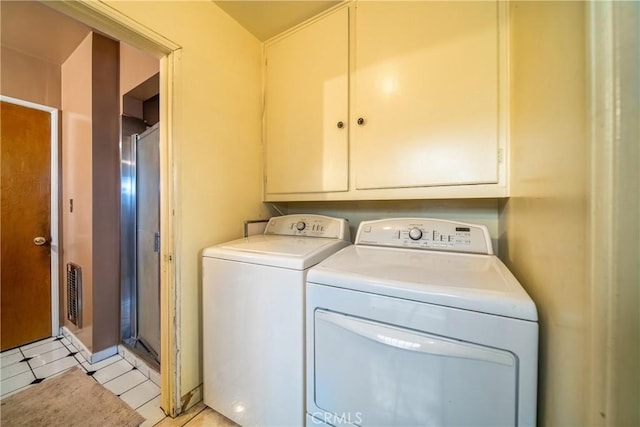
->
66 263 83 328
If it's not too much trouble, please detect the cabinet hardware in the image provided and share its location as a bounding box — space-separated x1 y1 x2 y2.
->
357 117 366 126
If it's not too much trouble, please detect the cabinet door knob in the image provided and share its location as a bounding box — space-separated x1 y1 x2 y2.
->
357 117 366 126
337 121 344 129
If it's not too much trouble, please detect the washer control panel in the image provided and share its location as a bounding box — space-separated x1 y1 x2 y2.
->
265 214 350 241
355 218 492 254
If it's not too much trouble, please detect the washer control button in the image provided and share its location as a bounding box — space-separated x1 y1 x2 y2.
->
408 227 423 241
296 221 306 231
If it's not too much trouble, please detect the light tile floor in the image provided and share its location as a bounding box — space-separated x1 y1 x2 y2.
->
0 336 236 427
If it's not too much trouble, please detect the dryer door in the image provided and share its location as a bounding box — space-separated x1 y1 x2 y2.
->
310 309 518 427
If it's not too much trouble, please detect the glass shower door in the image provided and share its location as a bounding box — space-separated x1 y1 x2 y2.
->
135 123 161 359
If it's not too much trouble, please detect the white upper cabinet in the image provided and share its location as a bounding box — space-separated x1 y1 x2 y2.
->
263 7 349 195
263 1 507 201
352 1 500 190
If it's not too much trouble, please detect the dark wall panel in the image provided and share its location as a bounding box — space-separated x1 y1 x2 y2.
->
91 33 121 352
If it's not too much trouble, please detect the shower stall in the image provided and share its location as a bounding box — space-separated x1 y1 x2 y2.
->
120 116 160 369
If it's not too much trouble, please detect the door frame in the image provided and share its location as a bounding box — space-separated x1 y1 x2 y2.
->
587 1 640 425
44 1 183 416
1 95 60 338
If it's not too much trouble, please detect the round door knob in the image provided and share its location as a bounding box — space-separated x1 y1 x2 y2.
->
408 228 422 241
296 221 306 231
357 117 366 126
34 236 47 246
337 121 344 129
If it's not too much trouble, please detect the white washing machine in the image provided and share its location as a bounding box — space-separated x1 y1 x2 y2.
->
306 218 538 427
202 214 350 427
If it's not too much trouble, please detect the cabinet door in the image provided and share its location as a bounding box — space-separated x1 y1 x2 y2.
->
264 7 349 195
353 1 500 190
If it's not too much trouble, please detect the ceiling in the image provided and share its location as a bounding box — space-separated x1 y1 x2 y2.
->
0 1 91 65
0 0 340 66
214 1 341 41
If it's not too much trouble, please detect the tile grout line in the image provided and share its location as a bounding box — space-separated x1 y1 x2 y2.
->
2 337 90 397
20 343 37 385
7 346 32 396
3 336 167 425
59 335 95 379
0 340 39 397
104 370 148 397
30 336 76 382
132 390 162 411
53 336 157 415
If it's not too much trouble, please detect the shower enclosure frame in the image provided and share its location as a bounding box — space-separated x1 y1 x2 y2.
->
120 118 161 368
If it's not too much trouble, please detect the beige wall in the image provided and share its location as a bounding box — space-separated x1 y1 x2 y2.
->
61 32 94 349
503 4 640 426
0 46 61 109
499 2 590 425
104 0 271 405
120 42 159 98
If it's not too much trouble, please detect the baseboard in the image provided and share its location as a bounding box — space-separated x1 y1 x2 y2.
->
60 327 118 364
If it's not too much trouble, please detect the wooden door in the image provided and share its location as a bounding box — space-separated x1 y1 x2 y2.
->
1 101 52 350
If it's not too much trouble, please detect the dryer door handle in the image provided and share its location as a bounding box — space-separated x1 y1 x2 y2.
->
317 310 514 366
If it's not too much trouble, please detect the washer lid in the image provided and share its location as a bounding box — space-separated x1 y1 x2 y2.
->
202 235 351 270
307 246 537 321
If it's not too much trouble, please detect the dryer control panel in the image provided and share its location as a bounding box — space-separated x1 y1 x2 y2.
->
265 214 350 241
355 218 492 254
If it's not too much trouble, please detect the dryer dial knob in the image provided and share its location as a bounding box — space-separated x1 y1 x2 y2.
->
408 227 423 241
296 221 306 231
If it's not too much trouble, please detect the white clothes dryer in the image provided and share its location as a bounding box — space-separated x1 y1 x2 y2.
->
202 214 350 427
306 218 538 427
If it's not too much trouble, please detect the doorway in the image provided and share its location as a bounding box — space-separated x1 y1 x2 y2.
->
3 0 181 414
120 74 161 369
